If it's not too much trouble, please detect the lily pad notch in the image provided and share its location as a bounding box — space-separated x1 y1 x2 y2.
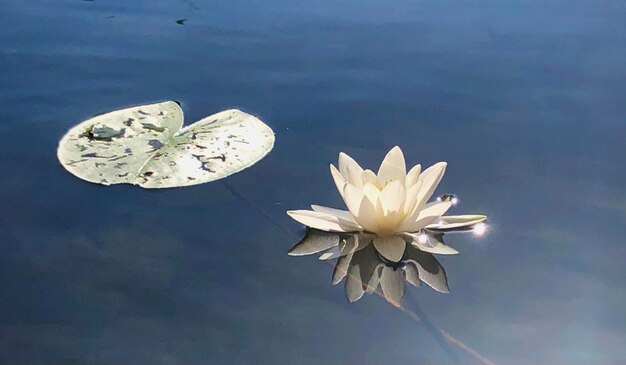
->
57 101 275 188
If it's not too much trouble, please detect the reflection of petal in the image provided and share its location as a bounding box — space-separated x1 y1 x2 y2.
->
353 234 375 253
332 253 352 285
319 236 350 260
345 269 365 303
403 244 449 293
379 266 406 307
291 228 456 302
288 230 340 256
359 246 382 293
365 265 383 294
319 234 371 260
318 246 342 260
345 245 380 302
373 236 406 262
416 243 459 255
406 232 459 255
404 261 421 287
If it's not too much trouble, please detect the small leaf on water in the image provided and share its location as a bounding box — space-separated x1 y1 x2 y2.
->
57 101 275 188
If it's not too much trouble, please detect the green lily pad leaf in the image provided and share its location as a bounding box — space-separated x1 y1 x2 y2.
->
57 101 275 188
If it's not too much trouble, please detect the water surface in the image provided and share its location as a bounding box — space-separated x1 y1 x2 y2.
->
1 0 626 364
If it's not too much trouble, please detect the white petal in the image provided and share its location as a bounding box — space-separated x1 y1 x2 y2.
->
379 180 406 215
338 152 364 187
342 184 364 218
361 169 377 185
426 214 487 230
357 197 380 233
400 201 452 232
439 214 487 224
344 184 378 233
416 200 452 222
403 182 421 214
402 162 447 223
287 210 359 232
414 161 447 211
376 146 406 186
373 236 406 262
330 164 346 199
362 183 381 206
405 164 421 187
374 197 385 224
311 205 359 224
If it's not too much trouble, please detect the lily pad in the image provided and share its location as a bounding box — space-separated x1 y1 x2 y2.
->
57 101 275 188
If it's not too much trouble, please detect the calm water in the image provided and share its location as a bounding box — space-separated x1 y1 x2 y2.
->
2 0 626 364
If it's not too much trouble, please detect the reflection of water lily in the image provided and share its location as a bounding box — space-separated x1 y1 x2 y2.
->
287 147 486 262
289 230 451 306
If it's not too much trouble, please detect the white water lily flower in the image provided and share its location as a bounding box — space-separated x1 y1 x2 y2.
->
287 146 486 262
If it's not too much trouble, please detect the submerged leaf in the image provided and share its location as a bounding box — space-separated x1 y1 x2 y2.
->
57 101 275 188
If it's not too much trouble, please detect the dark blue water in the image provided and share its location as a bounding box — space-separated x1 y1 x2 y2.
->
2 0 626 364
